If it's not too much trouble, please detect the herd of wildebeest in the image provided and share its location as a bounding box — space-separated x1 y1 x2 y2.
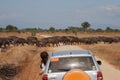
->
0 35 120 79
0 35 120 49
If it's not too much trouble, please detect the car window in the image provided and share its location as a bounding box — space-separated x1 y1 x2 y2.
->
48 56 96 73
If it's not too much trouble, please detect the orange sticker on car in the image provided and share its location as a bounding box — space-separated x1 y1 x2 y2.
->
51 58 59 62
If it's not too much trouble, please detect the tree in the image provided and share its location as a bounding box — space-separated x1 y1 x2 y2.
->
6 25 18 31
67 26 79 35
96 28 103 32
105 27 113 32
0 27 3 32
65 29 69 34
49 27 55 33
81 21 91 32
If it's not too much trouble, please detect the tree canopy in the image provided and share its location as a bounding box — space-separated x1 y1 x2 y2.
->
81 21 91 32
49 27 55 33
6 25 18 31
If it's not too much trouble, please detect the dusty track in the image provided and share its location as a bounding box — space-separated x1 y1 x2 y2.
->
1 45 118 80
98 58 120 80
20 45 120 80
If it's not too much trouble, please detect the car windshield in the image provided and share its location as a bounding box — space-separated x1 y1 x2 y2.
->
48 56 96 73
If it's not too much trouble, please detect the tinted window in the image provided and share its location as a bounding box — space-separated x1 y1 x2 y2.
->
48 56 96 72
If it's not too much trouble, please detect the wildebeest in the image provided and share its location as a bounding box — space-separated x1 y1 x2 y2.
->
13 38 28 46
0 37 12 48
0 35 120 48
7 36 20 45
27 36 39 46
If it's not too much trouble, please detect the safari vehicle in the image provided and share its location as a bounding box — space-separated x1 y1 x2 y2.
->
42 50 103 80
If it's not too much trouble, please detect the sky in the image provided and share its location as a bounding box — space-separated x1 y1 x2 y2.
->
0 0 120 29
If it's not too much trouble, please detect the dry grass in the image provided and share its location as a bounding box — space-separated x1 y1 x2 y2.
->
0 32 120 80
80 43 120 70
0 31 120 37
0 45 51 80
48 32 120 37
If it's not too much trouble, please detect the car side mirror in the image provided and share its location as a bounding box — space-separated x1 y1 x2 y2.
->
97 60 102 65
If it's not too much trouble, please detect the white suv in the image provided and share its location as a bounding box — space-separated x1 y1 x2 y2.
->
42 50 103 80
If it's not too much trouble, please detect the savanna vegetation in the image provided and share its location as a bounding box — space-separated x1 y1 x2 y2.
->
0 21 120 37
0 22 119 80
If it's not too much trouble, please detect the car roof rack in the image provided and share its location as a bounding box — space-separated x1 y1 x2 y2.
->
50 50 93 57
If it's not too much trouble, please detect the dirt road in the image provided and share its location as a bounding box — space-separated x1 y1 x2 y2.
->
51 45 120 80
99 58 120 80
11 45 120 80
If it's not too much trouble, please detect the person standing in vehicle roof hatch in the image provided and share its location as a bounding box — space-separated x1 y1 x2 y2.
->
40 51 48 74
